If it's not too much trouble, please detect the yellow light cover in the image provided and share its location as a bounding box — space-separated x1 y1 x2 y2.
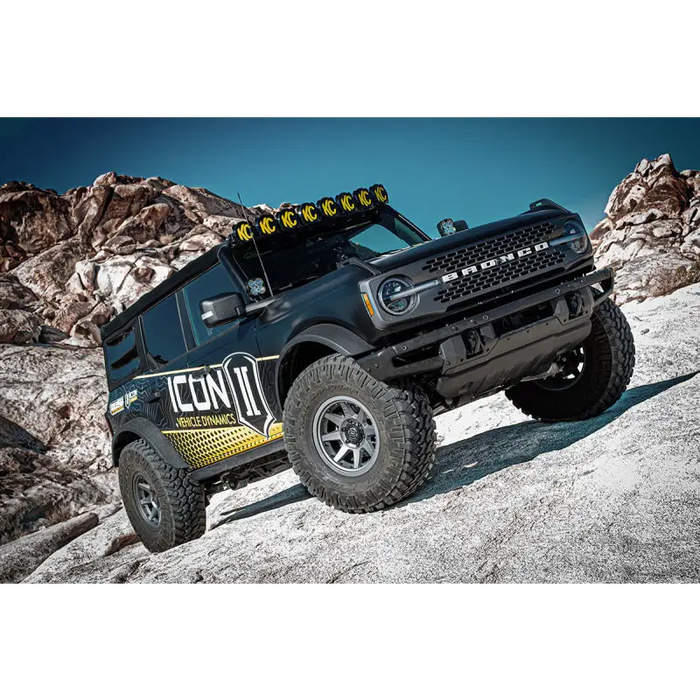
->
336 192 357 213
234 221 255 242
370 184 389 204
354 188 372 209
318 197 339 218
278 209 299 230
258 215 277 235
299 202 320 224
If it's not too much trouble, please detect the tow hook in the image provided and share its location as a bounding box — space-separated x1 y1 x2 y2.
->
565 291 584 318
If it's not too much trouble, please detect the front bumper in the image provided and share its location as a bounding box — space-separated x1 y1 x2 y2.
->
358 268 613 401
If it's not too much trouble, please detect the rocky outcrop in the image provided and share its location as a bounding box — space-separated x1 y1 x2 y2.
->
0 173 269 347
0 344 115 543
591 154 700 302
0 174 271 543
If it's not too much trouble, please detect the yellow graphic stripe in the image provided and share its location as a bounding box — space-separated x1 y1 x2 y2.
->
133 355 280 380
163 423 284 469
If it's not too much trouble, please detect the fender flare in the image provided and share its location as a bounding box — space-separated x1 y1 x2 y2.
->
283 323 375 358
275 323 375 405
112 417 189 470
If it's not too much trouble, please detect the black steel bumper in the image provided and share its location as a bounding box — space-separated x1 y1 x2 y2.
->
358 268 614 401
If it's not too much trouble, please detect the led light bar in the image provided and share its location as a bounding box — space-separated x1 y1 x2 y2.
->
229 185 389 246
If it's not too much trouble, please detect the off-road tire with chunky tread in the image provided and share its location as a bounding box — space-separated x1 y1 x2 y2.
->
505 298 635 422
284 354 436 513
119 439 206 553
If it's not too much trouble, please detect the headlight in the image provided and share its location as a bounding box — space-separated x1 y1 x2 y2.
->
562 220 588 254
378 276 417 315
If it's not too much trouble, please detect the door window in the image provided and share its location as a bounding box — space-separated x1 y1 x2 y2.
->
104 326 141 386
183 263 239 346
140 294 187 366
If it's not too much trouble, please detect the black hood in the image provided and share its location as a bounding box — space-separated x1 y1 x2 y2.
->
369 209 562 273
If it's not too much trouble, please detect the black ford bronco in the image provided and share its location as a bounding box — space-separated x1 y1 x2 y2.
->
101 185 635 552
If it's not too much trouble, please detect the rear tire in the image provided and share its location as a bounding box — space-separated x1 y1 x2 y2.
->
119 439 206 553
505 298 635 422
284 354 436 513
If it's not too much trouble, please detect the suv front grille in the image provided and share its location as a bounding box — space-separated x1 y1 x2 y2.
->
423 221 557 276
434 248 566 304
423 221 565 305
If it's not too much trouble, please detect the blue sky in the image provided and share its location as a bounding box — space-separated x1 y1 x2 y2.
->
1 118 698 234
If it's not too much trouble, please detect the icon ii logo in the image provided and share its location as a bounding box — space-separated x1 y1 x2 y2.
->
165 353 276 438
222 353 275 438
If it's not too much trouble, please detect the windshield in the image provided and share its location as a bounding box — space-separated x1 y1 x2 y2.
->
231 212 426 295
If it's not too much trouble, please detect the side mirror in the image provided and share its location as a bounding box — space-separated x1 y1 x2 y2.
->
200 293 246 328
436 218 469 237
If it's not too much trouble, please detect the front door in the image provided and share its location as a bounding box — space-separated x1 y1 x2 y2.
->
161 262 283 471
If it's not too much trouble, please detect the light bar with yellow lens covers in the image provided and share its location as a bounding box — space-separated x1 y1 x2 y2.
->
229 185 389 245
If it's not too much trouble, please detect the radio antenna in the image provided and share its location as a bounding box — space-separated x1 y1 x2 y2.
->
237 192 274 299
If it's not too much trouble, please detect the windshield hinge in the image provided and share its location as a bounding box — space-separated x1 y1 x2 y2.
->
342 257 381 276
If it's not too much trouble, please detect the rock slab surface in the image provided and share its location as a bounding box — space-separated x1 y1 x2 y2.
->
24 284 700 583
0 511 98 583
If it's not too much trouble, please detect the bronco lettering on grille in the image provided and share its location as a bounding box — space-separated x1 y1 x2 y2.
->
439 241 550 284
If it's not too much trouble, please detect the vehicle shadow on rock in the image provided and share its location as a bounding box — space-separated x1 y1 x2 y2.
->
408 371 699 506
212 482 312 528
212 371 697 527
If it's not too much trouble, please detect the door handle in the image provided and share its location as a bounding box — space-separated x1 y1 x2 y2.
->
146 391 162 403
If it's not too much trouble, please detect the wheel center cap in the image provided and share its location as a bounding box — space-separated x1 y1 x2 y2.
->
341 420 364 446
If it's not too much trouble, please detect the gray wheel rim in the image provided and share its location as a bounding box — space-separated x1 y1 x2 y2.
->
312 396 380 477
134 474 161 527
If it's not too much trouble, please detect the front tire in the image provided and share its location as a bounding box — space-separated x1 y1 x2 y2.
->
505 298 635 422
284 354 436 513
119 439 206 553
